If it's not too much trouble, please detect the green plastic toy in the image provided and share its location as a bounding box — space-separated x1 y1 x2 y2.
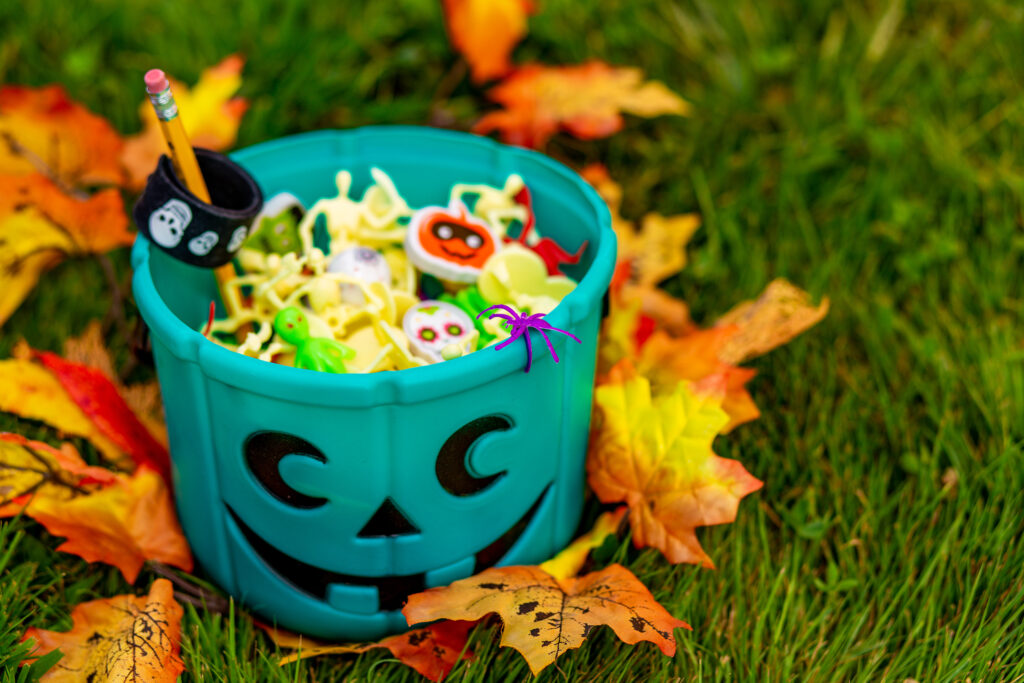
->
440 285 497 344
274 307 356 373
249 192 304 254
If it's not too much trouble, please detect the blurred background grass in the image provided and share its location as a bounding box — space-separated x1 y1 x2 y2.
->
2 0 1023 680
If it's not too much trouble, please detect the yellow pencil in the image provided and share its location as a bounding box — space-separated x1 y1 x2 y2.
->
145 69 240 317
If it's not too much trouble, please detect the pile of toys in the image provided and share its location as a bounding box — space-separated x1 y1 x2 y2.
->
207 169 585 373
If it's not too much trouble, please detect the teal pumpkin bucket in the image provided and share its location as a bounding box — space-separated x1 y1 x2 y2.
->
131 127 616 640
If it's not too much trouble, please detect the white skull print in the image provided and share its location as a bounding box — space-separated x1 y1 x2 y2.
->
227 226 248 252
148 199 192 248
188 231 219 256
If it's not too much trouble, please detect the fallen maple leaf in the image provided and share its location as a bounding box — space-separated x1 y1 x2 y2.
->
34 348 170 480
539 506 627 580
622 212 702 288
21 578 185 682
28 467 192 582
0 358 126 465
475 61 688 148
255 620 330 651
63 321 168 448
715 278 830 364
581 164 701 288
634 329 761 433
597 293 645 376
443 0 534 83
620 283 694 339
0 85 125 187
0 433 114 517
267 620 477 681
404 564 689 675
0 174 131 327
121 55 248 189
587 364 763 567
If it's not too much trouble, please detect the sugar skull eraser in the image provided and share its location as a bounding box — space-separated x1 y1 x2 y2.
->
133 147 264 268
404 201 500 283
327 246 392 305
402 300 476 363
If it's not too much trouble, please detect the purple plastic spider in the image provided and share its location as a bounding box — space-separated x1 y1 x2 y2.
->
477 304 581 373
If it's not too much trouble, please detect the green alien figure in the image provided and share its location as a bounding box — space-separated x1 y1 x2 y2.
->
273 307 356 374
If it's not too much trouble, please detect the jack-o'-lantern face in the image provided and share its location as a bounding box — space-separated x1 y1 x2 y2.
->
405 202 500 283
212 382 566 640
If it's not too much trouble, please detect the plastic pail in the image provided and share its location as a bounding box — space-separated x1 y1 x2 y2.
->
131 126 616 639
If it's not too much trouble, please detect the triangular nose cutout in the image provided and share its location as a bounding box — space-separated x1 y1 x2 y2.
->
357 498 420 538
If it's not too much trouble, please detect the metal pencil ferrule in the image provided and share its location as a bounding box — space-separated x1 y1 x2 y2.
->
147 86 178 121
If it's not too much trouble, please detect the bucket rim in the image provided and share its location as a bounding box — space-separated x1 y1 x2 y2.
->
131 126 616 405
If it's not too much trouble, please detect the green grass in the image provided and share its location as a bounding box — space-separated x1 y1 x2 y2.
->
2 0 1024 680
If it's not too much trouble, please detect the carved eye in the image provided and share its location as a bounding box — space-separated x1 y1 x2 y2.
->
436 416 512 496
245 432 328 509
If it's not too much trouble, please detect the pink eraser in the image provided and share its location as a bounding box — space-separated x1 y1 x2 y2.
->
144 69 169 94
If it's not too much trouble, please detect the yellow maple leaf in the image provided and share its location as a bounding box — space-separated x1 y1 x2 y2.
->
21 579 185 682
633 329 761 433
0 85 125 187
404 564 689 675
715 278 830 364
623 212 702 287
442 0 534 83
587 366 762 567
121 55 248 189
539 506 627 580
474 61 689 148
28 467 193 582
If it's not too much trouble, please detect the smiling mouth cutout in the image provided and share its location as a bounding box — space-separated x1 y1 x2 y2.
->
225 484 550 611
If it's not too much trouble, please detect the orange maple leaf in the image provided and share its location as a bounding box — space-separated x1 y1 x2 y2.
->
475 61 688 148
0 433 115 517
121 55 249 189
27 467 192 582
715 278 830 364
21 578 185 682
0 174 131 253
267 620 477 681
634 328 761 432
0 85 125 187
443 0 534 83
404 564 689 675
587 365 762 567
0 173 131 326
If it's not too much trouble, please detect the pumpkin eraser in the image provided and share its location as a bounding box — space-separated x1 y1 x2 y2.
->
404 201 501 283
